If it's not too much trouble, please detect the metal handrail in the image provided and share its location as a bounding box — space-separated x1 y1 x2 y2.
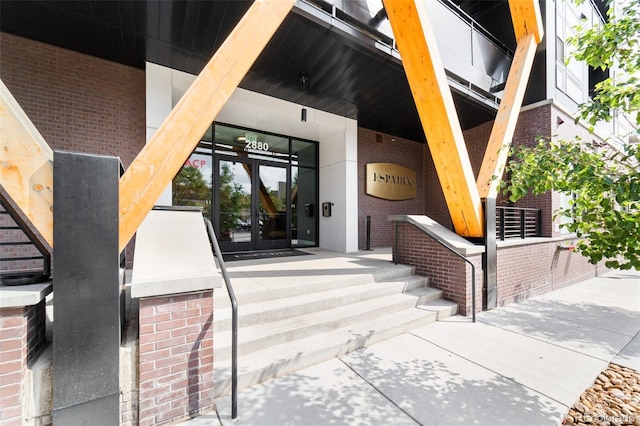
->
394 222 477 323
203 218 238 419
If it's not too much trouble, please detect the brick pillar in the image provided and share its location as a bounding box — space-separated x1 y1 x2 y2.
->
0 297 48 425
137 291 214 425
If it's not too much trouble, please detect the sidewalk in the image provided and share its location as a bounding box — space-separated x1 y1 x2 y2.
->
186 268 640 426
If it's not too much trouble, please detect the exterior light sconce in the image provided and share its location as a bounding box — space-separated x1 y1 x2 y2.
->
301 108 307 122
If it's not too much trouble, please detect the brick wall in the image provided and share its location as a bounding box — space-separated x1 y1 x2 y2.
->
393 222 483 316
138 291 214 425
393 220 603 315
497 239 602 306
357 128 428 248
0 33 145 269
0 301 47 425
0 209 44 273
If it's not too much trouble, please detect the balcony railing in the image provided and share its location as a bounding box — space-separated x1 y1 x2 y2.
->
496 207 541 241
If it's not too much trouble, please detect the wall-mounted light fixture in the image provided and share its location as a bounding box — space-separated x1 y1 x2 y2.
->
301 108 307 122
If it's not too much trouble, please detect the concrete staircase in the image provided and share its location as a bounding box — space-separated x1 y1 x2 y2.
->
213 264 456 397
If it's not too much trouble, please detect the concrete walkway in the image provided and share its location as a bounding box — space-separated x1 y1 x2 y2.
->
185 263 640 426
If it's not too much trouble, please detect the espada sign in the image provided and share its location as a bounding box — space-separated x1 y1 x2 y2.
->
366 163 417 200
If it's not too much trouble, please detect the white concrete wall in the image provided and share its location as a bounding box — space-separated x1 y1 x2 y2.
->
145 62 358 252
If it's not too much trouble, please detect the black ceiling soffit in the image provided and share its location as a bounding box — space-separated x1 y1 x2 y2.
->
0 0 497 142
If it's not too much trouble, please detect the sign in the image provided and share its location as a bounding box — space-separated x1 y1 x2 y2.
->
366 163 416 200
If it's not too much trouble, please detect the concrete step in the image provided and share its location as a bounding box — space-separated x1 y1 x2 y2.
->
214 263 416 306
213 306 440 397
212 266 458 398
214 275 430 333
215 285 439 362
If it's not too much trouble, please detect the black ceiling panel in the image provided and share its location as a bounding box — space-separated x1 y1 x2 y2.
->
1 0 497 142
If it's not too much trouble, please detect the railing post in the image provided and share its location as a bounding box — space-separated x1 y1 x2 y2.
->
366 215 372 251
499 208 505 241
520 209 526 238
483 198 497 310
536 209 542 236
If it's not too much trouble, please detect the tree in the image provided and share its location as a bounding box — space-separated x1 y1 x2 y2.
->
503 0 640 270
173 166 212 218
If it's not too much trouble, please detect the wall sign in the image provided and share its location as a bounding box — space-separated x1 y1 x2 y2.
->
366 163 416 200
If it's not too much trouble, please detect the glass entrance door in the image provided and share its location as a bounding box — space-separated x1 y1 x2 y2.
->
256 163 288 249
215 157 289 252
217 158 253 252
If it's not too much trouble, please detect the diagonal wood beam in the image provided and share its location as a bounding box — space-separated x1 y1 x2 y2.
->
477 0 543 199
383 0 484 237
0 80 54 246
118 0 295 252
476 32 538 198
509 0 544 44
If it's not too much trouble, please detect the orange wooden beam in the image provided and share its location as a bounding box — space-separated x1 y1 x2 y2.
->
118 0 295 251
508 0 544 44
477 0 543 199
476 33 538 198
0 80 54 247
383 0 483 237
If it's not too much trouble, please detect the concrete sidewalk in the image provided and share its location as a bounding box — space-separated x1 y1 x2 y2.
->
186 269 640 426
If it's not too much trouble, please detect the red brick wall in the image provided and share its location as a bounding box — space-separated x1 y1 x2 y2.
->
393 223 483 316
0 209 44 273
0 33 145 167
357 128 428 248
497 239 602 306
138 291 214 426
393 220 603 315
0 300 47 425
0 33 145 269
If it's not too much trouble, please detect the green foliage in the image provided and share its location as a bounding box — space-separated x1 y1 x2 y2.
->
172 166 212 218
568 0 640 127
503 139 640 270
503 0 640 270
219 164 249 232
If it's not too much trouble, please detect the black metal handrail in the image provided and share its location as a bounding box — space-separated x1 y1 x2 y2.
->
394 222 477 323
203 218 238 419
0 193 51 284
496 206 541 241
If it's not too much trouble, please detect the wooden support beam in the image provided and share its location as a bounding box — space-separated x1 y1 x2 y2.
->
476 33 538 199
383 0 484 237
0 80 54 247
508 0 544 44
118 0 295 252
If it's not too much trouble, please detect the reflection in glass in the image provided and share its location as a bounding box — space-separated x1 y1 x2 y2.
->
292 166 316 247
172 151 212 218
215 124 289 163
291 139 317 168
258 165 287 242
219 160 252 244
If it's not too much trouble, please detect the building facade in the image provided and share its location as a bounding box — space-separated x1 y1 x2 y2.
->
4 0 635 424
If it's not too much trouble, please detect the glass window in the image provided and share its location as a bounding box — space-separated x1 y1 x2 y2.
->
214 124 289 163
172 148 212 219
292 139 317 168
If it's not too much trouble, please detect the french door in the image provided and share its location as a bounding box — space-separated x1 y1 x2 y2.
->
215 156 289 252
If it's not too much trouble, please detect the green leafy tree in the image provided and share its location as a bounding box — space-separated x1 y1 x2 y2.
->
570 0 639 128
503 0 640 270
219 163 248 232
172 166 212 218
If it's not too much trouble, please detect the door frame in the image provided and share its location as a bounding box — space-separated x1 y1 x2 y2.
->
214 155 291 252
